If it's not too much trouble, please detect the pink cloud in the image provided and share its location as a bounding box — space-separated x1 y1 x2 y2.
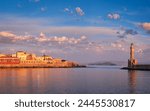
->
141 22 150 31
0 31 32 42
0 31 16 38
36 34 87 45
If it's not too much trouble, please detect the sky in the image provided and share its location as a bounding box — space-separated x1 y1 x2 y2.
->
0 0 150 64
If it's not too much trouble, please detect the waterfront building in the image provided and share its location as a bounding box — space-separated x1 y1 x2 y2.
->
0 51 79 68
0 54 6 57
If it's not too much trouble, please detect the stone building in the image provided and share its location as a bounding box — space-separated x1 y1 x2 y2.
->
0 51 79 68
128 43 138 68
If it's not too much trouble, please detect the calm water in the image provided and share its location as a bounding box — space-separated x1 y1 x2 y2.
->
0 66 150 94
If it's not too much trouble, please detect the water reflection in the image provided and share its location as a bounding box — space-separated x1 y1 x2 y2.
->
128 70 137 94
0 67 150 94
0 68 49 93
0 68 78 93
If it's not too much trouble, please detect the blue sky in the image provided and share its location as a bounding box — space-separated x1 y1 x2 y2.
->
0 0 150 64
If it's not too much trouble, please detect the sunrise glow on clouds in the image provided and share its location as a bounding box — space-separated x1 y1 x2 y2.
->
0 0 150 63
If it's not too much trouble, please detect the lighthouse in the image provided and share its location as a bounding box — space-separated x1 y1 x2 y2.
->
130 43 134 60
128 43 138 68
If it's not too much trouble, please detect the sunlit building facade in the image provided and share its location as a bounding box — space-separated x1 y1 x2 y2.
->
0 51 78 67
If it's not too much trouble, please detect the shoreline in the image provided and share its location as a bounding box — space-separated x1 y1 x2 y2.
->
0 65 86 68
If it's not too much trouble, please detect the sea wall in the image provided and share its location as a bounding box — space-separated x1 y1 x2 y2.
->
0 61 80 68
133 64 150 70
122 64 150 71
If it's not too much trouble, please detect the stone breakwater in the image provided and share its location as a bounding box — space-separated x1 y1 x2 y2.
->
122 64 150 71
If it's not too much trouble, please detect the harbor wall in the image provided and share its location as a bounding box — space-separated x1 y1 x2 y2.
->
133 64 150 70
0 62 80 68
122 64 150 71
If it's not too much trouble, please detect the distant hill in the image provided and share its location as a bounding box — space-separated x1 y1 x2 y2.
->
88 61 117 66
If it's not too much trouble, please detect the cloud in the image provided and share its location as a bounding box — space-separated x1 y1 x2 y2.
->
107 13 120 20
111 41 125 51
0 31 103 53
110 35 150 56
41 7 47 12
0 31 92 57
64 8 70 12
64 7 85 16
43 26 117 37
0 15 116 36
125 29 138 35
39 32 46 38
0 31 16 38
140 23 150 33
117 28 138 38
36 35 87 45
0 31 88 46
141 23 150 30
75 7 84 16
64 8 74 16
0 31 33 43
0 15 117 36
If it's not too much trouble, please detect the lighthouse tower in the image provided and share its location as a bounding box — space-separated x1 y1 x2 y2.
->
128 43 138 68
